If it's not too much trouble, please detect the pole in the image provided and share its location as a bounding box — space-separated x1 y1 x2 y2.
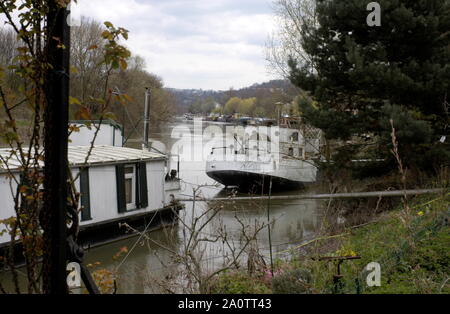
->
177 155 180 179
176 189 445 202
42 1 70 294
267 177 274 277
143 88 151 151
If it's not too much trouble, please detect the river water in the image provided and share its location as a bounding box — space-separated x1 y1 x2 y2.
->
82 120 325 293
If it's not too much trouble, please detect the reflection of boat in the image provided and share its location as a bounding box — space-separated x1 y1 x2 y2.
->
206 117 322 192
209 198 320 248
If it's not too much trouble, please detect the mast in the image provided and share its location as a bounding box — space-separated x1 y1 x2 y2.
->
143 88 151 151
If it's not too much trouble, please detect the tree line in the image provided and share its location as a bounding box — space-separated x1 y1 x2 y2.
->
268 0 449 177
0 17 176 140
185 80 300 118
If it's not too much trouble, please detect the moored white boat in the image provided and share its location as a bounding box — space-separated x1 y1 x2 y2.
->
205 117 322 192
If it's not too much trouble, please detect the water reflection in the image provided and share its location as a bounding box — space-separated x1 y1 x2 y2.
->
84 228 179 293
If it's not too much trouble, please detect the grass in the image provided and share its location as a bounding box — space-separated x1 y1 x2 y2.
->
212 192 450 294
340 193 449 294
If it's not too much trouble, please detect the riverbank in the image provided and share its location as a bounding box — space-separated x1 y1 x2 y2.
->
211 191 449 294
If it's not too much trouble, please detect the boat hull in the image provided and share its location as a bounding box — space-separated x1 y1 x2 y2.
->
206 170 306 192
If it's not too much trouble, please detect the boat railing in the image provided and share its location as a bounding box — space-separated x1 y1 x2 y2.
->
210 146 274 155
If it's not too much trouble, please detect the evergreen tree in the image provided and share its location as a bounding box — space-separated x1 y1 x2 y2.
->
289 0 450 174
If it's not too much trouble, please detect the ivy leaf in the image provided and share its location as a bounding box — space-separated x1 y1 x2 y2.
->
69 124 81 133
101 30 112 40
104 21 113 28
103 112 117 121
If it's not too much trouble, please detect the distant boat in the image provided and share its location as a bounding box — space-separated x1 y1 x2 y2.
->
206 117 322 192
183 113 194 121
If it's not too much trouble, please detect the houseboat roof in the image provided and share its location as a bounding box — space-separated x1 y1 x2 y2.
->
0 145 166 173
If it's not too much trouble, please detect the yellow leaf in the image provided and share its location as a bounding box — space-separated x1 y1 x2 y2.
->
104 21 113 28
101 30 112 40
119 59 127 70
69 125 80 133
69 96 81 105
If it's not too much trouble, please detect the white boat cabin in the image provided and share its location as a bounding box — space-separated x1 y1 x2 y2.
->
69 120 123 147
0 146 173 247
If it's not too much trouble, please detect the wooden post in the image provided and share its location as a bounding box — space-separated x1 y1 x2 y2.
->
42 1 70 294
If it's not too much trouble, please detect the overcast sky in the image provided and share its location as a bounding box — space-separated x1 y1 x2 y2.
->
72 0 279 90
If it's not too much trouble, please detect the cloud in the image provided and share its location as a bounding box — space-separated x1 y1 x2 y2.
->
0 0 279 90
73 0 279 90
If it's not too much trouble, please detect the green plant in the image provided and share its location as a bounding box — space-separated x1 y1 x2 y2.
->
272 268 313 294
211 270 271 294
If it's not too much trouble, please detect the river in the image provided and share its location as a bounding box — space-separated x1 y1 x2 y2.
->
82 119 325 293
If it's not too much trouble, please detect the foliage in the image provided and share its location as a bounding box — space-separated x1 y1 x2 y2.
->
272 268 313 294
0 1 132 294
346 195 450 294
175 80 299 118
91 267 116 294
266 0 317 78
211 270 271 294
288 0 450 174
207 181 447 295
223 97 241 115
1 16 176 141
145 187 269 294
276 193 450 294
223 97 257 116
188 97 217 114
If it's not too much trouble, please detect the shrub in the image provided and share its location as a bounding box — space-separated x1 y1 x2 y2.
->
272 269 313 294
211 270 271 294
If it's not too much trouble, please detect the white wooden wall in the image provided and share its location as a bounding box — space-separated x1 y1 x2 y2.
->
0 159 166 245
69 124 123 147
78 160 166 226
0 174 18 245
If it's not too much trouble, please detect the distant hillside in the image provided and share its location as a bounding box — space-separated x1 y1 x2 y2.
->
165 88 225 113
166 80 300 114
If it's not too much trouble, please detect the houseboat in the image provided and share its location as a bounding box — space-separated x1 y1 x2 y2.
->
0 121 183 249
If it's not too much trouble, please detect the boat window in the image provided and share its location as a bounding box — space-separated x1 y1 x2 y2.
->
291 132 299 142
124 165 136 210
79 167 92 221
288 147 294 157
116 163 148 213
